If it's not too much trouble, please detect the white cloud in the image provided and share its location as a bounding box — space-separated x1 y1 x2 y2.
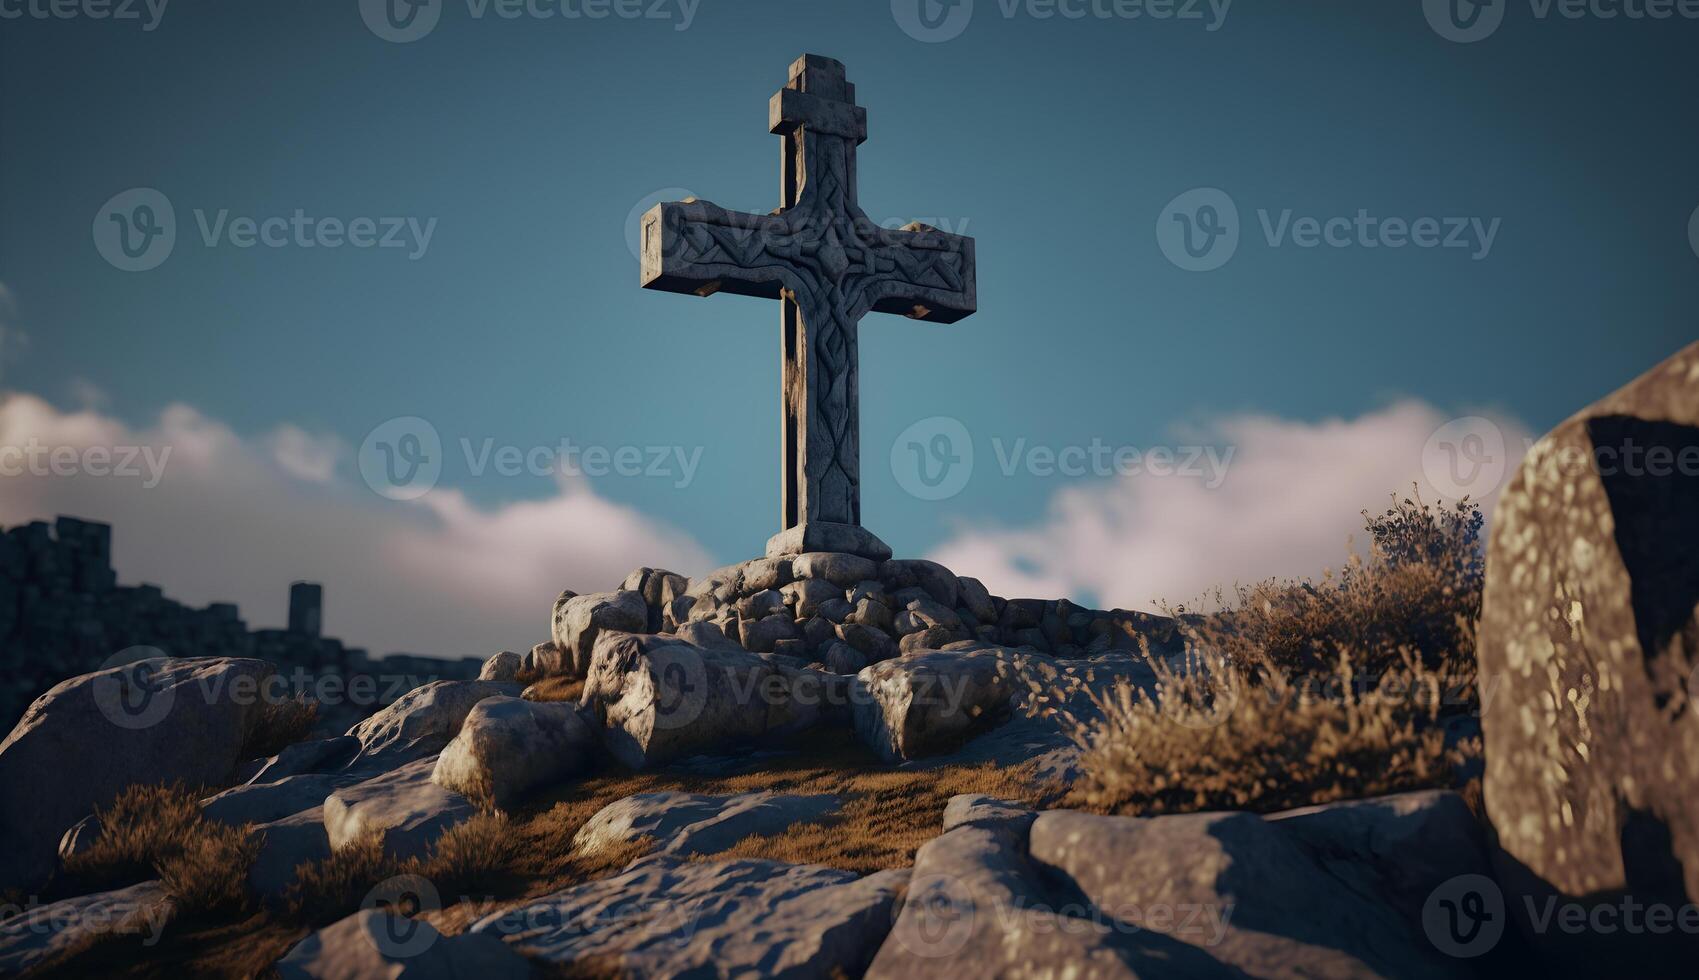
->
928 400 1535 613
0 393 712 658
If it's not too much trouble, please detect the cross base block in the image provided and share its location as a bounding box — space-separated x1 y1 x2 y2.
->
766 522 893 562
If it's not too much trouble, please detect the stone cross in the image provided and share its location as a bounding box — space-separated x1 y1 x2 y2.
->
641 54 977 561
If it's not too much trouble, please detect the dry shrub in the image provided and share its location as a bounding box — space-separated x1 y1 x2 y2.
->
523 676 586 703
283 832 395 926
240 694 320 760
1040 492 1485 817
64 783 257 916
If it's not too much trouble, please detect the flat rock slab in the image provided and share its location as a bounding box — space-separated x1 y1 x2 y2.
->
249 807 333 900
324 756 476 861
473 857 907 978
201 773 356 827
853 648 1030 761
345 680 520 773
0 881 173 976
278 908 530 980
572 791 842 860
431 697 596 810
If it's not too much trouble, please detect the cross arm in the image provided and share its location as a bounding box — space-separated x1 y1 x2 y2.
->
639 199 800 301
857 221 978 325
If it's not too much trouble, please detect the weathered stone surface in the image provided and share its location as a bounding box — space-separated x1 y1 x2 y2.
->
739 612 803 653
834 622 898 664
793 552 878 588
957 575 997 624
0 656 275 892
432 697 595 809
582 631 811 770
823 642 866 676
474 856 906 977
324 757 476 861
853 649 1027 761
766 523 894 563
740 557 794 593
248 807 332 899
737 588 787 621
551 590 649 676
0 881 172 976
1479 341 1699 962
202 773 354 827
277 909 530 980
572 791 842 860
478 650 523 683
882 559 959 608
345 680 519 771
246 735 361 786
898 625 968 655
1027 793 1490 979
941 794 1038 836
844 596 894 633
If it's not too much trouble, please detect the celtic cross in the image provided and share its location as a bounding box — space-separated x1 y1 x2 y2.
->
641 54 977 560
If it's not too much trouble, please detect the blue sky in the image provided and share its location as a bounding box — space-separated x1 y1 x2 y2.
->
1 0 1694 655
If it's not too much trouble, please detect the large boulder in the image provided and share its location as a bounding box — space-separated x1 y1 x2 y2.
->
277 909 529 980
323 757 477 861
0 656 276 893
344 680 519 771
852 648 1028 761
247 808 333 901
1479 340 1699 967
551 590 648 676
473 857 906 977
572 791 842 860
581 630 824 770
0 881 173 975
431 697 596 809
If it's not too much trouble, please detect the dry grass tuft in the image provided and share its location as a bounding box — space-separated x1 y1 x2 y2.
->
1031 492 1485 817
524 676 586 703
240 694 320 761
63 783 257 917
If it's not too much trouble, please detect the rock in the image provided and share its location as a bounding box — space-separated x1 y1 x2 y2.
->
884 559 960 608
816 597 854 623
781 577 840 620
202 773 354 826
1026 792 1490 978
0 656 275 893
572 791 843 860
621 566 689 613
801 614 838 651
823 642 866 676
345 680 520 771
474 857 905 977
847 580 892 609
582 631 811 770
684 563 744 603
736 588 787 621
739 612 803 653
248 808 332 899
740 557 794 592
246 735 361 785
1478 341 1699 964
957 576 997 623
277 909 530 980
551 590 649 676
941 794 1037 836
854 649 1026 761
793 551 879 588
844 597 894 634
324 757 477 861
906 597 962 631
834 622 898 665
898 625 968 655
477 651 523 683
0 881 173 975
432 697 595 809
999 597 1047 630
